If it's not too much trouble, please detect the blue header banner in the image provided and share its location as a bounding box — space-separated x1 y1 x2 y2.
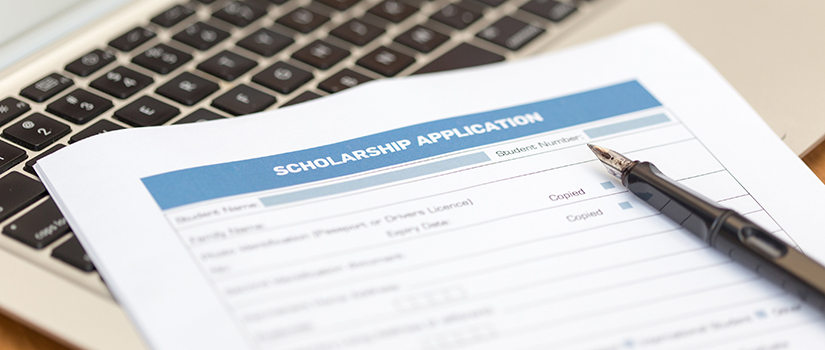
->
142 81 660 210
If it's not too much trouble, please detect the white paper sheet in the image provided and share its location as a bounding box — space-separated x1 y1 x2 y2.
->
38 24 825 349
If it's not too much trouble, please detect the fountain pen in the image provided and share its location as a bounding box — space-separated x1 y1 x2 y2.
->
587 143 825 310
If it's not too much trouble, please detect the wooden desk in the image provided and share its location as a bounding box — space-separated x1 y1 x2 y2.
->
4 143 825 350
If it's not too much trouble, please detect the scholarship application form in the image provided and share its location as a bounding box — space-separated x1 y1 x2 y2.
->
38 25 825 349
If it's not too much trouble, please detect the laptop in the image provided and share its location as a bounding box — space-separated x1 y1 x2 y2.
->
0 0 822 348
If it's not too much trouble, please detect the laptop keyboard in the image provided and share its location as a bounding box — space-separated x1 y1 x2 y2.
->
0 0 601 295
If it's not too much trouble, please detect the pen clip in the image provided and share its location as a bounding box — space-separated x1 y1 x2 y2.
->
738 226 788 259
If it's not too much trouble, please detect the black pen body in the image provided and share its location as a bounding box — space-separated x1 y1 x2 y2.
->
622 161 825 310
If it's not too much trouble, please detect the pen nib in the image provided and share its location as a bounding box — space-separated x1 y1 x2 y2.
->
587 143 634 180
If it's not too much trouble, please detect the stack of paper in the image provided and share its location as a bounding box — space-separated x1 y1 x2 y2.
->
38 25 825 349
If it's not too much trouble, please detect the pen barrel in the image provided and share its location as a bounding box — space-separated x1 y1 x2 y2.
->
622 162 726 242
624 161 825 312
714 216 825 311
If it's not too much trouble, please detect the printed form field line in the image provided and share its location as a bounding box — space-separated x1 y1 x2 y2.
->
202 162 747 289
269 260 744 343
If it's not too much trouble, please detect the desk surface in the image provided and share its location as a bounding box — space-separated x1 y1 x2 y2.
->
4 143 825 350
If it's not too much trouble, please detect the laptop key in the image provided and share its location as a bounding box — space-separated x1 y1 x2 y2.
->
46 89 113 124
318 69 372 93
3 198 69 249
395 25 448 53
212 85 276 115
20 73 73 103
477 16 544 51
0 172 46 222
0 97 30 126
52 236 95 272
475 0 505 6
213 1 267 27
520 0 577 22
24 145 64 175
108 27 156 52
316 0 360 11
369 0 417 23
65 49 116 77
173 22 231 51
283 91 322 107
357 46 415 76
151 4 195 28
2 113 70 151
252 62 314 94
0 140 26 174
90 66 154 99
156 72 219 106
197 51 257 81
114 96 180 127
69 120 124 144
174 108 226 124
133 44 193 75
431 3 481 29
277 8 329 34
331 19 385 46
415 43 504 74
237 28 293 57
292 40 350 69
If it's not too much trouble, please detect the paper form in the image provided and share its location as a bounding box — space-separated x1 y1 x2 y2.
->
37 25 825 349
